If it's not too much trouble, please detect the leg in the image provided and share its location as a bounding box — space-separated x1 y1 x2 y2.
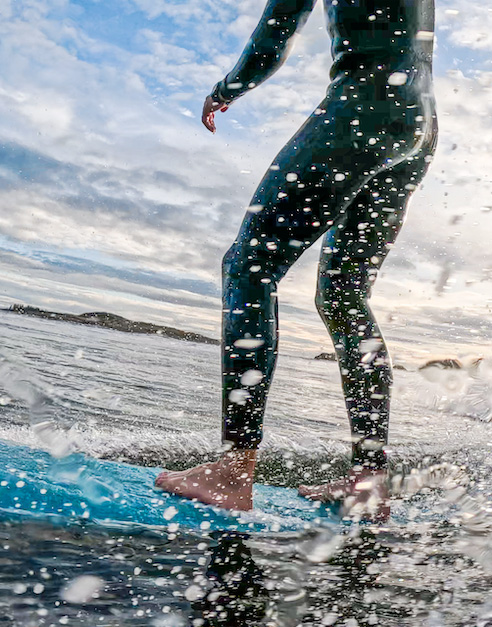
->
220 72 433 452
156 64 436 510
316 260 391 468
220 248 279 450
298 155 433 510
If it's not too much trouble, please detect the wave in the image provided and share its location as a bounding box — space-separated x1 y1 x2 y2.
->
0 420 488 493
1 349 491 489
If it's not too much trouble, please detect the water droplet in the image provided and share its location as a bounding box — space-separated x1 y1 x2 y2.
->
233 338 265 350
185 585 205 602
61 576 104 604
163 506 178 520
388 72 408 86
240 370 263 386
416 30 434 41
228 389 250 405
247 204 263 214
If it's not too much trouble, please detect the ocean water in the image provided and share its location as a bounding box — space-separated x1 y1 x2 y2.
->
0 311 491 626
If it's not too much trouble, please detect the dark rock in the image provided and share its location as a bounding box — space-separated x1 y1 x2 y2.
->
419 358 462 370
314 352 337 362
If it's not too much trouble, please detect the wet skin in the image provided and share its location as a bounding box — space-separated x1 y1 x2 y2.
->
154 449 389 521
155 449 257 511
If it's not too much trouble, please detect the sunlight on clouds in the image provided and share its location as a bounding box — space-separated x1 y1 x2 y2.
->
437 1 492 51
0 266 222 334
0 187 225 281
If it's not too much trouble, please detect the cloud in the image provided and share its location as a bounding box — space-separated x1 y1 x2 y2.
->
437 1 492 52
0 0 490 356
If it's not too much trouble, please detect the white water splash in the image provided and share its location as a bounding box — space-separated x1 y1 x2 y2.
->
0 353 77 457
61 575 104 604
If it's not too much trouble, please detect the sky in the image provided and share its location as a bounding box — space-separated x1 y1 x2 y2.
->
0 0 491 361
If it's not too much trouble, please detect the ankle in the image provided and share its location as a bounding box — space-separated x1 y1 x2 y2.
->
351 465 387 478
220 448 257 481
224 447 257 462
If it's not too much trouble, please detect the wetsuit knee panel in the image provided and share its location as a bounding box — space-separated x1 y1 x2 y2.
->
316 260 372 316
222 243 249 279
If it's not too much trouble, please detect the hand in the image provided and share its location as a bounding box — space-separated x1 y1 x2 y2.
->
202 95 229 134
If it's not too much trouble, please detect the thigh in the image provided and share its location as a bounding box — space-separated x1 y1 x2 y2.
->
318 153 433 279
227 73 427 281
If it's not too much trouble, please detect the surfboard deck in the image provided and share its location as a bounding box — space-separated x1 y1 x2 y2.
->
0 440 340 534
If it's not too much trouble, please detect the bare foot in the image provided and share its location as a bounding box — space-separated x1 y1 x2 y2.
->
298 467 390 522
154 449 257 511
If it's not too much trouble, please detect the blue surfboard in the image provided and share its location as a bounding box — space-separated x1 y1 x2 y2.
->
0 440 340 534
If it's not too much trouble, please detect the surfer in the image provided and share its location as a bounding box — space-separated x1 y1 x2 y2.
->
155 0 438 512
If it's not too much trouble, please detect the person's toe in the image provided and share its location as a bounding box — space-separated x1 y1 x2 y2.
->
298 484 323 499
155 471 177 488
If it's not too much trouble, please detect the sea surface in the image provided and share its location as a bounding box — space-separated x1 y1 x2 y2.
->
0 311 491 626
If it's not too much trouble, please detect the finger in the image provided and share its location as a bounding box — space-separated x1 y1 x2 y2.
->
202 111 215 133
202 102 213 129
220 105 229 112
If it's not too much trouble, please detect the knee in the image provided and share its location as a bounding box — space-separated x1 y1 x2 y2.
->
315 268 368 323
223 244 262 282
222 247 232 274
315 279 340 322
223 242 280 287
315 288 326 316
222 243 242 277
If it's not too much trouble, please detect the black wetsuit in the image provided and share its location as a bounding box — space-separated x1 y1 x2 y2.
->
210 0 438 468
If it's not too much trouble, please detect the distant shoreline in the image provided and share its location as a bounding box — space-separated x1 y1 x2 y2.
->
2 304 219 345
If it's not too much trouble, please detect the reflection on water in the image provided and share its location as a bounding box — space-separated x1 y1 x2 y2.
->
193 532 271 626
2 513 492 626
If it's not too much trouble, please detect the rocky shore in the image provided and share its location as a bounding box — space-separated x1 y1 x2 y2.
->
3 304 219 345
